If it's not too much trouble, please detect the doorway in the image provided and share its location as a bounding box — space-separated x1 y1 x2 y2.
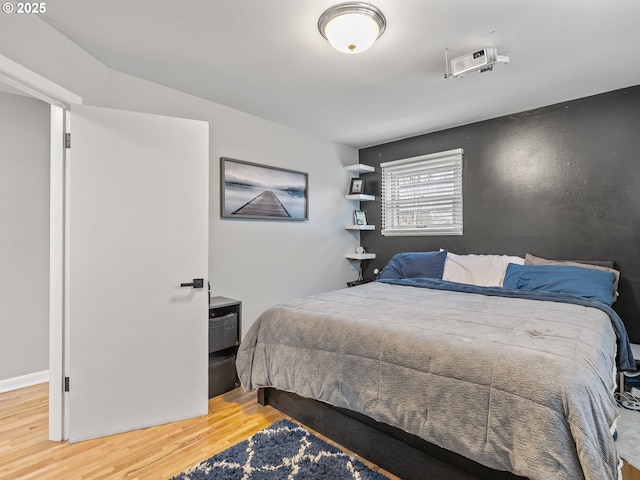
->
0 90 50 388
0 54 210 443
1 52 82 440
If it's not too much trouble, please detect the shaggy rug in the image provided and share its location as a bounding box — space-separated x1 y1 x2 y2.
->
170 419 389 480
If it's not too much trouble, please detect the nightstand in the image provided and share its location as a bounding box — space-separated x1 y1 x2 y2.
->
619 343 640 393
208 296 241 398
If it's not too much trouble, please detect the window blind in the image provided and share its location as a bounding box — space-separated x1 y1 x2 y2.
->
381 148 463 236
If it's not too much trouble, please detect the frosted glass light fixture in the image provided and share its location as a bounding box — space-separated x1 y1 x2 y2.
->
318 2 386 54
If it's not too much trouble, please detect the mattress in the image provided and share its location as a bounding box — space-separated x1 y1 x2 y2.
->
237 280 627 480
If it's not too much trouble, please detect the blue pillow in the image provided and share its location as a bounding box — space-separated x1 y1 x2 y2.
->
503 263 616 305
377 250 447 280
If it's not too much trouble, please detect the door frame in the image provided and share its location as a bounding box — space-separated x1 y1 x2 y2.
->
0 54 82 441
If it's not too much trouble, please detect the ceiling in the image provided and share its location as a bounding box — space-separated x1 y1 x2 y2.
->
40 0 640 148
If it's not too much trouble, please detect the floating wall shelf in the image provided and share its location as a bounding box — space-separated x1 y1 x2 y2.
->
345 164 375 175
345 193 375 201
345 252 376 261
345 224 375 231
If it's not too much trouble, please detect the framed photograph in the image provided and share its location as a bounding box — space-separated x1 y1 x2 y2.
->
354 210 367 225
221 157 308 221
349 178 364 195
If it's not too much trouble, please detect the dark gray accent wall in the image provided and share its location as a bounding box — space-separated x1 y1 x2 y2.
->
359 84 640 343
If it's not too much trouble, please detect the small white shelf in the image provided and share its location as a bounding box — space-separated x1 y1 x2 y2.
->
343 164 375 263
345 252 376 260
345 193 375 201
345 224 375 230
345 163 374 175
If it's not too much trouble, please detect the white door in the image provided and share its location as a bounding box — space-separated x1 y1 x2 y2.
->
66 105 209 442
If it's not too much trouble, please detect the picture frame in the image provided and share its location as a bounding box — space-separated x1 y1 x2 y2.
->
349 177 364 195
220 157 308 221
354 210 367 225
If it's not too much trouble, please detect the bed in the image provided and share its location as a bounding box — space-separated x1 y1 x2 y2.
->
236 251 634 480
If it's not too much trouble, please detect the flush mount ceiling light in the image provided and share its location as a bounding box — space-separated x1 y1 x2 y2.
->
318 2 386 54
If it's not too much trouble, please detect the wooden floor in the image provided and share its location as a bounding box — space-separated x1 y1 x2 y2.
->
0 383 398 480
1 383 638 480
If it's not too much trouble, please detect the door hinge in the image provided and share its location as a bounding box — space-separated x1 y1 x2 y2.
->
64 376 70 392
64 133 71 148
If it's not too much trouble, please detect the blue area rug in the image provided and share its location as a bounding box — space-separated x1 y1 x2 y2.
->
170 419 389 480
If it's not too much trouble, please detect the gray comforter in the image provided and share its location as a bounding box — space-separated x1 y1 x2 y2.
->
236 281 621 480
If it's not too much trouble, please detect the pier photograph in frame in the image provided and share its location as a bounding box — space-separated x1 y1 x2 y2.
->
221 157 308 220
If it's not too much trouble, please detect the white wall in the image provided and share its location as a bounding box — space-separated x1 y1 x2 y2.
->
0 15 360 353
106 70 360 333
0 91 50 381
0 14 109 105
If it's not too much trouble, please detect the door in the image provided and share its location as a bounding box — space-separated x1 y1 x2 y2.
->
66 105 209 442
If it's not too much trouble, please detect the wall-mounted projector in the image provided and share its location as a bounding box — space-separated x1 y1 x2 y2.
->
446 47 510 78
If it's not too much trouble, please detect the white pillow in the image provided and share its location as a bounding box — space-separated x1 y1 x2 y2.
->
442 252 525 287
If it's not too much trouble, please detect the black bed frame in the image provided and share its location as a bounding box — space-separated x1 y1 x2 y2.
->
256 261 618 479
258 388 527 480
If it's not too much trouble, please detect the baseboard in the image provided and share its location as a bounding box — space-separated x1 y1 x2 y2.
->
0 370 49 393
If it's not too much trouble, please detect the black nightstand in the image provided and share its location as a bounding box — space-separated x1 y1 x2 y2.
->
619 343 640 393
208 296 241 398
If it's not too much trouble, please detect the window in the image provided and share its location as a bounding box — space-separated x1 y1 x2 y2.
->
381 148 463 236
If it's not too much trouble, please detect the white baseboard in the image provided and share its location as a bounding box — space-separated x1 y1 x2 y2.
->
0 370 49 393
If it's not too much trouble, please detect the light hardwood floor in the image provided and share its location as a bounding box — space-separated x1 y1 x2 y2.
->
1 383 638 480
0 383 398 480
